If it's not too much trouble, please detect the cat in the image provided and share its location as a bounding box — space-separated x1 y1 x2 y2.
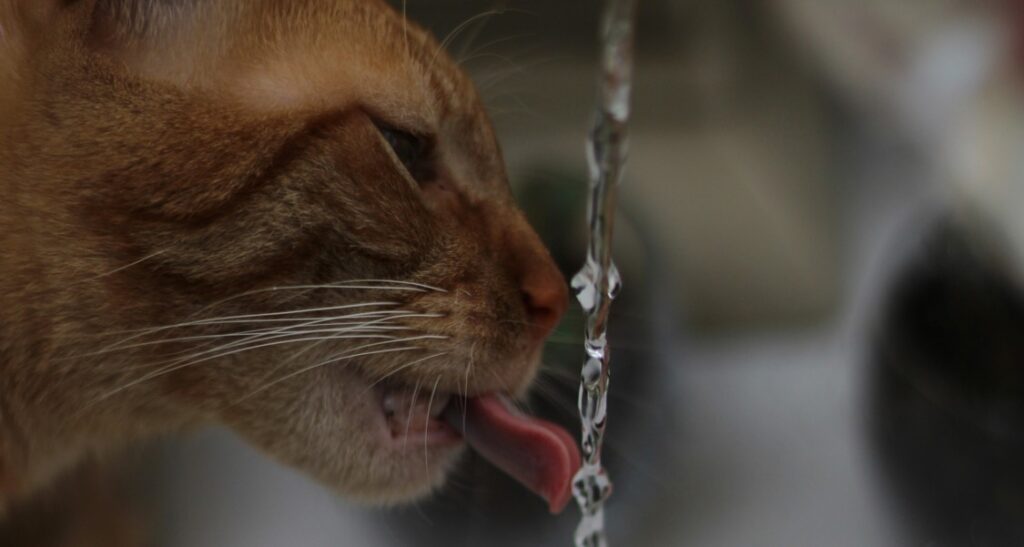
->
0 0 578 525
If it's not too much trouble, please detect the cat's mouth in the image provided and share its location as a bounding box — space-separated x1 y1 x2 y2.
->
372 381 581 513
378 384 460 445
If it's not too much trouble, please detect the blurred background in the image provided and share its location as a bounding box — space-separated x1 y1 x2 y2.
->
44 1 1024 545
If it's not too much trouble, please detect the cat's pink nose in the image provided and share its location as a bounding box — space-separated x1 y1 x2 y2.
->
520 262 569 341
498 211 569 341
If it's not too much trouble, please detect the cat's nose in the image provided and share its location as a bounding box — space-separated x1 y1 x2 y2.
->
519 258 569 341
497 211 569 341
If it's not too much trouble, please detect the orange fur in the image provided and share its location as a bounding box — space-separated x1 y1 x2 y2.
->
0 0 566 517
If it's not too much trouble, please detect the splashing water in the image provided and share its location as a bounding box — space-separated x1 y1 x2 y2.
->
571 1 637 546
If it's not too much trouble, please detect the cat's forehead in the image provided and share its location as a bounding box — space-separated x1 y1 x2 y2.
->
229 33 466 131
113 0 478 128
105 0 503 190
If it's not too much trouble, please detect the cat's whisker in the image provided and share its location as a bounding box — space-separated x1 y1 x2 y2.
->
80 308 414 360
526 376 579 420
240 283 429 292
157 302 404 330
122 325 398 370
536 366 663 413
404 379 424 451
474 54 564 96
431 7 510 69
536 366 584 382
457 33 528 67
541 333 584 342
464 52 528 79
494 318 534 327
565 304 661 322
457 380 468 435
239 316 441 392
145 327 406 358
128 313 435 373
88 332 410 407
154 312 416 348
341 279 448 293
136 278 445 347
232 336 447 404
102 313 432 397
93 302 404 352
81 320 407 361
193 278 444 330
360 352 450 398
193 283 431 312
166 310 443 360
243 345 424 402
481 367 518 406
540 335 664 355
135 311 409 332
70 249 169 285
508 397 531 417
483 93 540 122
449 295 477 432
204 314 403 326
544 339 667 358
451 0 514 61
59 310 407 342
460 341 480 434
424 376 441 475
186 279 444 323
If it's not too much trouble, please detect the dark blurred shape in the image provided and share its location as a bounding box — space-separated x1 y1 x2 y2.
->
870 220 1024 545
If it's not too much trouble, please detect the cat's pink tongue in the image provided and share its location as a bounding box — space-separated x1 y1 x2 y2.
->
443 395 581 514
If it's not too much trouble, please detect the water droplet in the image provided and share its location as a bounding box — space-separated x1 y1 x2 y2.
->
607 263 622 299
572 270 597 313
582 358 602 387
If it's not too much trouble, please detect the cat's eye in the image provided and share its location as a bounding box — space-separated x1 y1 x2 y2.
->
376 124 435 184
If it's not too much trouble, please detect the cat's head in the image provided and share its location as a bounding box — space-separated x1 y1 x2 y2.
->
0 0 568 504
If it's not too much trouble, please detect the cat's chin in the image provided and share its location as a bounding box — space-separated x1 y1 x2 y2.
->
328 370 472 503
340 448 465 508
376 383 462 447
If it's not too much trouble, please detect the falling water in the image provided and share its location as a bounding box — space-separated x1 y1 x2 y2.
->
570 1 637 546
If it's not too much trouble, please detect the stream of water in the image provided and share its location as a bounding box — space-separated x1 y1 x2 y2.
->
570 1 638 546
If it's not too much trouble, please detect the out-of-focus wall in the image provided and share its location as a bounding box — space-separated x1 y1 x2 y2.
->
774 0 1024 286
407 0 843 330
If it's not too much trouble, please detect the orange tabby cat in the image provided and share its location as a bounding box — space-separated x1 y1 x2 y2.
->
0 0 577 523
